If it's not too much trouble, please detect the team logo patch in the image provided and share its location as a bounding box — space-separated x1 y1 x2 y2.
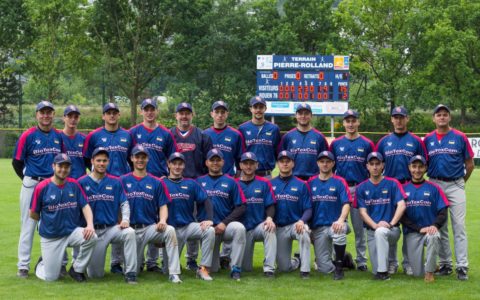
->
365 191 369 196
69 193 74 197
181 186 188 190
387 142 392 146
146 184 152 190
329 187 336 192
221 183 228 188
137 134 142 139
246 131 251 135
35 139 41 144
266 132 272 136
357 148 364 152
126 183 132 188
157 137 163 142
120 138 127 142
50 195 56 200
106 185 112 190
225 137 231 142
448 140 455 145
78 143 83 147
424 192 431 196
339 147 344 151
54 139 59 144
382 189 388 194
101 138 107 142
406 143 413 147
292 139 297 144
201 182 206 187
255 189 261 193
291 187 298 191
85 186 90 191
273 186 277 190
310 141 316 145
405 192 410 197
312 187 317 191
430 142 435 146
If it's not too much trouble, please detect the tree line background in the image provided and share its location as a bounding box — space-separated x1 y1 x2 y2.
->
0 0 479 133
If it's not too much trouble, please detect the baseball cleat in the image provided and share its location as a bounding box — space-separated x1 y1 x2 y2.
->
456 267 468 281
169 274 183 284
357 265 368 272
17 269 28 278
373 272 390 281
34 256 43 274
435 265 453 276
300 272 310 279
220 256 231 270
333 261 344 280
125 272 138 284
264 271 274 278
60 265 68 278
146 265 163 274
68 266 87 282
110 264 124 275
196 266 213 281
387 264 398 275
342 252 356 270
403 265 413 276
186 259 199 272
230 266 241 281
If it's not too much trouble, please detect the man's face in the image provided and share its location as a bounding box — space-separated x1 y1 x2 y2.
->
131 153 148 171
102 110 120 126
409 161 426 181
343 117 359 134
206 156 224 173
142 106 158 123
210 108 228 126
391 115 408 132
53 162 71 180
367 159 384 177
250 103 266 121
296 110 312 126
278 157 294 174
317 157 335 174
176 110 193 128
240 160 258 176
36 108 55 127
433 109 451 128
63 112 80 129
91 154 109 175
168 159 185 177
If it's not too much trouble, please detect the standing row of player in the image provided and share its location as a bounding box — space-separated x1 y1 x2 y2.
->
12 97 474 283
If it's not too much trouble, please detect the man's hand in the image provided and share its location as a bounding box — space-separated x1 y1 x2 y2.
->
83 225 95 240
119 220 130 229
420 226 438 235
200 220 213 231
215 222 226 235
156 221 167 232
295 220 305 234
332 220 345 234
377 221 391 229
264 218 276 233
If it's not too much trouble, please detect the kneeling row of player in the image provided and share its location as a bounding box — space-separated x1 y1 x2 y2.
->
30 146 447 284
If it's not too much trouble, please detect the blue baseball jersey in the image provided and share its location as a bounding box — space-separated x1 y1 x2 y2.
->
330 135 374 184
164 177 208 227
279 128 328 177
308 175 351 228
203 126 245 176
196 174 246 225
129 124 178 177
78 174 127 226
402 180 449 234
424 129 474 179
30 178 87 238
61 132 86 179
120 173 170 225
13 127 63 177
237 176 276 231
376 132 427 181
84 127 133 177
354 177 406 226
238 121 280 172
270 176 312 227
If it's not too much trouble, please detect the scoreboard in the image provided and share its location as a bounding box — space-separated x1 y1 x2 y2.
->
256 55 350 116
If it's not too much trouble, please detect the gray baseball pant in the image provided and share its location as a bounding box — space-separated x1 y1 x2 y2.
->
312 223 350 274
405 232 440 276
18 176 40 270
366 227 400 274
35 227 98 281
349 186 367 267
242 223 277 273
211 222 246 272
431 178 468 269
162 222 215 271
87 226 137 277
276 224 311 273
135 224 180 275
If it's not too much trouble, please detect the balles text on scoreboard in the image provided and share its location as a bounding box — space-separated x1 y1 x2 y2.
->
256 55 350 116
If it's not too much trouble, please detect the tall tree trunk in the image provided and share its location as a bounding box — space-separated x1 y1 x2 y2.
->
460 104 466 126
129 90 138 126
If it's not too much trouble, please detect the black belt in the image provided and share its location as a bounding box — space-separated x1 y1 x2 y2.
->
131 224 149 229
347 181 357 187
30 176 47 181
94 224 113 230
430 177 461 182
256 170 272 176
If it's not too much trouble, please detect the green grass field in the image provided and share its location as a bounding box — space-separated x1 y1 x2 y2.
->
0 159 479 299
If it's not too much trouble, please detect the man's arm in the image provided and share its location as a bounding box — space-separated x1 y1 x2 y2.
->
30 211 40 221
82 204 95 240
156 204 168 232
464 158 474 182
390 200 406 227
12 159 25 180
359 207 378 230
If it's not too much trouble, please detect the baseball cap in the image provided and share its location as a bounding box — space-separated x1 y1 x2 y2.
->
168 152 186 162
64 105 81 116
409 155 427 165
433 104 450 115
240 152 258 162
206 148 224 160
343 109 359 119
131 145 149 156
92 147 109 158
176 102 193 113
295 103 312 113
103 102 120 114
53 153 72 165
366 152 384 163
277 150 294 161
36 100 55 112
249 96 266 107
141 98 157 110
391 106 408 117
211 100 228 111
317 150 335 161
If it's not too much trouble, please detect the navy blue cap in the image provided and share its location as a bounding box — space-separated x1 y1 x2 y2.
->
64 104 81 116
249 96 266 107
343 109 359 119
36 100 55 112
211 100 228 111
103 102 120 114
391 106 408 116
92 147 109 158
131 145 149 156
317 150 335 161
409 155 427 165
141 98 157 110
176 102 193 113
295 103 312 113
367 152 384 162
168 152 186 162
433 104 450 115
54 153 72 165
240 152 258 162
277 150 294 161
207 148 224 160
